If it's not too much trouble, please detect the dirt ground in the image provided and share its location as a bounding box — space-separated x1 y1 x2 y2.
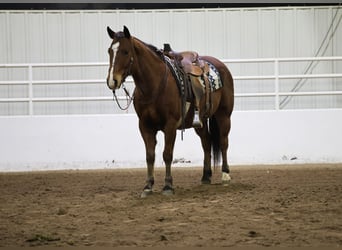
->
0 164 341 247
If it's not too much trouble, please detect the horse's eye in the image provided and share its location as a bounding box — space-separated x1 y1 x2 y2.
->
121 50 129 56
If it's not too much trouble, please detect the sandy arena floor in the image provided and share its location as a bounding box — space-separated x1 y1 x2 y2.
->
0 164 341 247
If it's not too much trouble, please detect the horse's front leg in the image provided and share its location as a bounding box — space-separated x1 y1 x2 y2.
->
139 122 157 198
162 125 177 195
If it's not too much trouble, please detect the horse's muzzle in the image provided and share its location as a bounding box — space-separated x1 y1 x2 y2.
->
107 75 122 90
107 78 116 90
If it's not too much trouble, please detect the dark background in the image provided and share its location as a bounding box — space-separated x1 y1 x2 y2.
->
0 1 340 10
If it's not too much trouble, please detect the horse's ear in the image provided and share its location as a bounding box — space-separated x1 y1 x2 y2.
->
123 26 131 39
107 26 115 39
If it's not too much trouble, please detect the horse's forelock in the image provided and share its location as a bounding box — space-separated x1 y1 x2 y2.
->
115 31 125 39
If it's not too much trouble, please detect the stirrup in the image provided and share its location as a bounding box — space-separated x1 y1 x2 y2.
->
193 110 203 128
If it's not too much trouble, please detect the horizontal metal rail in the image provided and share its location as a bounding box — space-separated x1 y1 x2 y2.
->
2 72 342 85
221 56 342 63
1 56 342 114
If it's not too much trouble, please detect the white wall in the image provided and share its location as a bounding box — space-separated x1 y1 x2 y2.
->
1 110 341 172
1 6 342 115
1 6 341 171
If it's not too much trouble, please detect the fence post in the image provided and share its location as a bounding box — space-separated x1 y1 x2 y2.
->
274 59 280 110
28 65 33 115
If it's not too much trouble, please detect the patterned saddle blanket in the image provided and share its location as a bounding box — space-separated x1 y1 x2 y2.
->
164 55 222 97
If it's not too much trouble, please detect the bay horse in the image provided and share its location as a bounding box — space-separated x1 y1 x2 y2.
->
106 26 234 197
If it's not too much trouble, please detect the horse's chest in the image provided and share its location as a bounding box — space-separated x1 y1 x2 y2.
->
136 107 164 127
134 96 183 129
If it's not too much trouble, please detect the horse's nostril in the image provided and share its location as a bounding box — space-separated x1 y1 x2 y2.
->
114 79 118 87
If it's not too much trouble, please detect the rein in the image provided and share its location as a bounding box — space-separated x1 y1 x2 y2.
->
112 55 134 111
112 84 133 111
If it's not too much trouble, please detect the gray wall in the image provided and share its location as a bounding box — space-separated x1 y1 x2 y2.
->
1 6 341 63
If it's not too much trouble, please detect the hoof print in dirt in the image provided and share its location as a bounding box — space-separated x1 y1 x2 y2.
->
248 230 259 238
160 235 168 241
26 234 60 245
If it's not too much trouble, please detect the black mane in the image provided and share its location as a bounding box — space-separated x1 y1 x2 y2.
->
135 38 164 59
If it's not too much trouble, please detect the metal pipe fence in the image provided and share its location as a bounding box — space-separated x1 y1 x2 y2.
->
1 56 342 116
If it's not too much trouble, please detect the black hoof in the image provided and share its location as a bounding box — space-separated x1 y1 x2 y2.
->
162 186 174 196
202 169 212 185
201 177 211 185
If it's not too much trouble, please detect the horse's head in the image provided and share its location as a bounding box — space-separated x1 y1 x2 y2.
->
106 26 134 90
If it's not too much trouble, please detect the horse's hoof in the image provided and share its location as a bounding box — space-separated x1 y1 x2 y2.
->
222 172 231 186
162 186 174 196
201 178 211 185
141 189 153 198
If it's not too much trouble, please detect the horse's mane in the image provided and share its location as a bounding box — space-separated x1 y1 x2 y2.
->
134 37 164 60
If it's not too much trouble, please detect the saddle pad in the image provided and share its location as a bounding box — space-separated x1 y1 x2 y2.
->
164 55 223 93
206 61 223 91
164 55 187 95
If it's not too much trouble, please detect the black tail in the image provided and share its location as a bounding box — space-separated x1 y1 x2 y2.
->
209 117 221 167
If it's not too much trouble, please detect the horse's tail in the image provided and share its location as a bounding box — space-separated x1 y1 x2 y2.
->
209 116 221 167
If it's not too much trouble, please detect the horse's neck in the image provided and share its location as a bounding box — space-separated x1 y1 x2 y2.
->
131 40 165 96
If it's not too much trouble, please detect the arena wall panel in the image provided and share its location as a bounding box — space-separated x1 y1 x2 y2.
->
1 110 341 171
1 6 341 170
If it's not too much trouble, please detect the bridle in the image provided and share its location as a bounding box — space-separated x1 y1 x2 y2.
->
111 40 134 111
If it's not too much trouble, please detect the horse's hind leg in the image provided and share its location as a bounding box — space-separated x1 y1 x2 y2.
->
195 122 212 184
216 114 232 185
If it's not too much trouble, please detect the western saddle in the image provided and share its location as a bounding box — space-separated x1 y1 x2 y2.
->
163 44 210 128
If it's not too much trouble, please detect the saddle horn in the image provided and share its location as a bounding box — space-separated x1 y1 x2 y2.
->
163 43 172 53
